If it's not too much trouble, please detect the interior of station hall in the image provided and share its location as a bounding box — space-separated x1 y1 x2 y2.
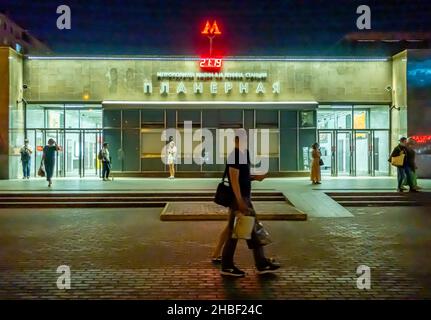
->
1 46 430 179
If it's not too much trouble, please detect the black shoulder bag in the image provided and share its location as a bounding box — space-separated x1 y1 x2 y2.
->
214 166 234 207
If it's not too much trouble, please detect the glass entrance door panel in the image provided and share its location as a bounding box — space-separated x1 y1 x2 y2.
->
355 131 372 176
83 130 101 177
26 130 36 177
318 131 334 175
336 132 352 176
57 130 65 177
65 131 81 177
373 130 390 176
34 130 45 177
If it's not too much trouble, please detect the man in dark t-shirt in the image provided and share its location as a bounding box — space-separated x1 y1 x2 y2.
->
226 147 251 199
221 134 281 277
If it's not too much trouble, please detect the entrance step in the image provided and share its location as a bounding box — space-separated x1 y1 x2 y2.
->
0 191 289 208
160 201 307 221
326 192 431 207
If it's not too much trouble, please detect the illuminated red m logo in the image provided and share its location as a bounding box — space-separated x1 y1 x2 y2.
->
201 21 221 35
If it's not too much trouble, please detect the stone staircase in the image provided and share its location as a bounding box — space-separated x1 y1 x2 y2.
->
326 191 431 207
0 191 288 208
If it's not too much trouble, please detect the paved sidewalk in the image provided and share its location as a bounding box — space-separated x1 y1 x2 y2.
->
2 176 430 192
0 206 430 299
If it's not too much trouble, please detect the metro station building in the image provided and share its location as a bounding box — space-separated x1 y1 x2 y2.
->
1 46 430 179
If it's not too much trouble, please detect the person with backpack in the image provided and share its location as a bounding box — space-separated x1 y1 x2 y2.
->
20 138 33 179
220 132 280 277
99 142 111 181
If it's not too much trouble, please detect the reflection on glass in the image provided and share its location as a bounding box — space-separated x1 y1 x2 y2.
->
355 132 370 175
337 132 351 175
317 107 351 129
318 132 332 175
255 129 279 157
66 110 79 128
80 109 102 128
369 106 389 129
65 131 80 176
46 109 64 128
354 110 368 129
373 131 390 176
300 111 315 127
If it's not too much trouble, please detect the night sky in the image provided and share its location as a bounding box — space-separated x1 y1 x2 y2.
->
1 0 430 55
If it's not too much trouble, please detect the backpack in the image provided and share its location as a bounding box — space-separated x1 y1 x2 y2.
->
21 148 30 161
98 149 103 160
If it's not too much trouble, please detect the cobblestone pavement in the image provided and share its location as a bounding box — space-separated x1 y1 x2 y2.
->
0 206 430 299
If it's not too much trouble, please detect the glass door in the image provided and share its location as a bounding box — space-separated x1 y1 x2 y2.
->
372 130 390 176
64 130 81 177
336 131 352 176
27 129 46 177
83 130 102 177
318 131 335 176
354 130 372 176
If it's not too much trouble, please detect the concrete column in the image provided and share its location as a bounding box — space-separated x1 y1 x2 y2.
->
0 47 10 179
0 47 23 179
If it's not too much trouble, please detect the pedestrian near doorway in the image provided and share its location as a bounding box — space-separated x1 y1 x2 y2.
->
20 138 33 179
310 142 322 185
42 138 60 187
99 142 111 181
167 137 177 179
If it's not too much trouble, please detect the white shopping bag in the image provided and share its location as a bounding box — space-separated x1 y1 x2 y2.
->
232 214 255 240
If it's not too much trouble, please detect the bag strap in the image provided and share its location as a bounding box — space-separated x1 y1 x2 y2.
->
221 164 229 183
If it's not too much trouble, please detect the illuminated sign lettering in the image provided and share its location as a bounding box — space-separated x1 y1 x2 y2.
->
200 20 223 70
410 135 431 144
199 57 223 71
201 21 221 35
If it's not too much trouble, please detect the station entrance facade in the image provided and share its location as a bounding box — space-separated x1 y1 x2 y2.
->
4 50 405 179
21 103 391 178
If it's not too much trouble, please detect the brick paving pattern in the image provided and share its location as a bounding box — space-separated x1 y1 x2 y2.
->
160 201 306 221
0 206 430 299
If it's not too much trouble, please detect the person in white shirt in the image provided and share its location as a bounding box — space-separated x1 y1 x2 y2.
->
20 138 33 179
100 142 111 181
167 138 177 179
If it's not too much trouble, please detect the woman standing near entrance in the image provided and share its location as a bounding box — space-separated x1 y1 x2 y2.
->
310 142 322 185
42 138 60 187
167 137 177 179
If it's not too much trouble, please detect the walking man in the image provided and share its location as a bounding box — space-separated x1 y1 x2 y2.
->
20 138 32 179
221 132 280 277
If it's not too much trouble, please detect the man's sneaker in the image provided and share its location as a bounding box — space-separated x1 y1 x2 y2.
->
221 266 246 277
256 262 281 274
211 256 222 264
